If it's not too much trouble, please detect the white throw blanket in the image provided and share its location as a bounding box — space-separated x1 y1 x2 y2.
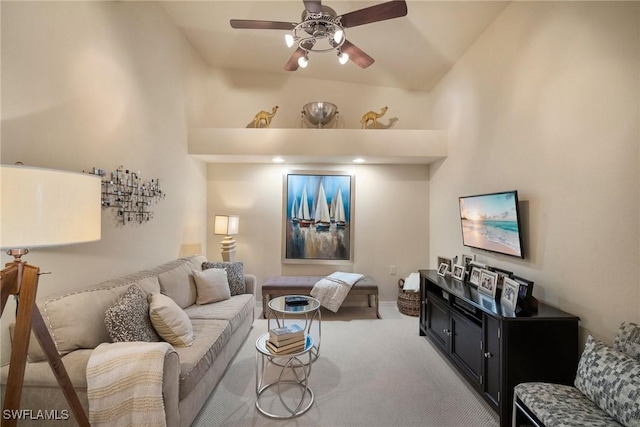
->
311 272 364 312
87 341 173 427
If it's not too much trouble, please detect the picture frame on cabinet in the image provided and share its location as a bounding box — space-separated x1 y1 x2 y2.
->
469 266 482 286
462 254 475 269
501 278 519 311
437 256 453 274
478 269 499 297
489 266 513 290
512 275 534 302
452 264 465 281
437 263 449 277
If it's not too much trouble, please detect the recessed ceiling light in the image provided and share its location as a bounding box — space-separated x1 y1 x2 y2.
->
272 157 285 163
353 158 365 163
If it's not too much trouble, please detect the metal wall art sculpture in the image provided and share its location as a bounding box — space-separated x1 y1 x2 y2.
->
86 166 165 225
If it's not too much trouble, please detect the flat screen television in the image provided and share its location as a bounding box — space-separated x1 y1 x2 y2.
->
458 190 524 259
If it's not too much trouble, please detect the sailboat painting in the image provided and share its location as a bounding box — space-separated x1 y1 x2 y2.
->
284 171 354 263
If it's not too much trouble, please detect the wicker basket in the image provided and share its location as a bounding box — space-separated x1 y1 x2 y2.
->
397 278 420 317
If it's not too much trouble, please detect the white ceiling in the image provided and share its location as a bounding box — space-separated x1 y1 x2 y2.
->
161 1 510 92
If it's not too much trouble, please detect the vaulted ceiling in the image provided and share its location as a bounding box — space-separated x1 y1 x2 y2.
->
161 1 509 92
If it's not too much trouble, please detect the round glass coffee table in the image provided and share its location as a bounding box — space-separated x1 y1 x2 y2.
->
255 333 314 418
267 295 321 362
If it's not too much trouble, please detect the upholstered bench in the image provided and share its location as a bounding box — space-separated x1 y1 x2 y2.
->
261 276 380 319
513 322 640 427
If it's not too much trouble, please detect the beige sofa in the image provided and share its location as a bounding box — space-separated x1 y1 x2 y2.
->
0 255 255 427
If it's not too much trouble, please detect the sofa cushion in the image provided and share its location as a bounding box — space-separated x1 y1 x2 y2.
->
184 294 255 334
149 293 194 347
613 322 640 362
135 275 162 296
193 268 231 305
574 335 640 427
202 261 245 295
41 282 137 355
172 319 232 399
515 382 622 427
104 285 160 343
157 262 197 309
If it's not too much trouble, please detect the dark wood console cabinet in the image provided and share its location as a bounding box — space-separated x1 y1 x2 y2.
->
419 270 579 427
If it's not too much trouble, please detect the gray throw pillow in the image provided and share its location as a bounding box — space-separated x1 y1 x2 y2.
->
574 335 640 427
202 261 245 296
104 285 160 342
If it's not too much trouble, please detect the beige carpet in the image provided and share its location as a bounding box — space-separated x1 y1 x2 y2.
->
192 303 500 427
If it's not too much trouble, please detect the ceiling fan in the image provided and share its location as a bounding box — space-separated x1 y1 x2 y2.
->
230 0 408 71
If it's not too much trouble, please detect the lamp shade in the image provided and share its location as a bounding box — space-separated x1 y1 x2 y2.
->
214 215 239 236
0 165 102 249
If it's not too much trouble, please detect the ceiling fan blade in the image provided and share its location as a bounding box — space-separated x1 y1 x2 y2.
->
303 0 322 14
340 0 408 29
230 19 295 30
284 48 306 71
341 40 375 69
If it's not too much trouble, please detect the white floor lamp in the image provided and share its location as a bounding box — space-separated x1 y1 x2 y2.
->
214 214 239 262
0 164 101 427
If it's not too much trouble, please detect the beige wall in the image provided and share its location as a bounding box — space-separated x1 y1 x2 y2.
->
428 1 640 342
206 163 429 303
0 1 209 363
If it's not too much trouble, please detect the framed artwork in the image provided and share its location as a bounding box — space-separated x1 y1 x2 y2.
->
478 269 499 297
282 171 354 264
469 266 482 286
501 278 519 311
437 256 453 273
437 263 449 277
452 264 465 281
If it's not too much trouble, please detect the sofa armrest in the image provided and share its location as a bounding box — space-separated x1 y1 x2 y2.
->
162 349 180 427
243 274 256 297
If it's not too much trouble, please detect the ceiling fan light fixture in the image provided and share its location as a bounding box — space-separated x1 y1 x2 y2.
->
298 54 309 68
338 51 349 65
285 33 295 48
333 29 344 44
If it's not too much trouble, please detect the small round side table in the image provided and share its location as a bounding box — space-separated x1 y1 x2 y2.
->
255 333 314 419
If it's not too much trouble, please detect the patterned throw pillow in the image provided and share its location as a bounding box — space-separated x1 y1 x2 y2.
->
104 285 160 342
202 261 245 296
574 335 640 427
613 322 640 362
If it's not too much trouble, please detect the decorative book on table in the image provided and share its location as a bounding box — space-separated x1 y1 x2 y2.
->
265 337 306 355
269 323 304 345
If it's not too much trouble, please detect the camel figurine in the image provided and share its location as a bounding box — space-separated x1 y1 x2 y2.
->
360 106 389 129
252 106 279 128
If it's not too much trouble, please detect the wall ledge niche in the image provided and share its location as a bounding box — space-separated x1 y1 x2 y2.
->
189 128 447 165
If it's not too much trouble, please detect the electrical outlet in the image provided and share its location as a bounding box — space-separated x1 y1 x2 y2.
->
390 265 396 275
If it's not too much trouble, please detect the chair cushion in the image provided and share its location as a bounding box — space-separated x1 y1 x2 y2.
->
515 382 622 427
613 322 640 362
184 294 254 334
104 285 160 342
202 261 245 295
574 335 640 427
